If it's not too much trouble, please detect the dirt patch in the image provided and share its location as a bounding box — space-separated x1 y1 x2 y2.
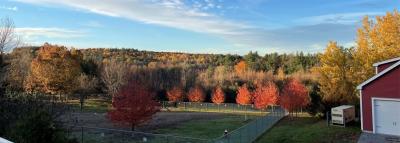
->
62 111 227 132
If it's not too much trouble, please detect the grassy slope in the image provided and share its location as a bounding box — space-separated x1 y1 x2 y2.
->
256 114 361 143
156 115 256 139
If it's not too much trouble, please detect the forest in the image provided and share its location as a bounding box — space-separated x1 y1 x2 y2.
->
2 44 318 102
2 10 400 117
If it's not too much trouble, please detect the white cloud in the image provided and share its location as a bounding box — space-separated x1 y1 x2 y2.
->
0 6 18 11
296 12 384 25
14 0 248 34
13 0 266 48
13 0 365 53
16 27 85 40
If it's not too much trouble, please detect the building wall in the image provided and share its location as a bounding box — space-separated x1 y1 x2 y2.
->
377 61 398 73
361 66 400 132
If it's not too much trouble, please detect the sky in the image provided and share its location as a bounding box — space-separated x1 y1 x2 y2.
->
1 0 399 55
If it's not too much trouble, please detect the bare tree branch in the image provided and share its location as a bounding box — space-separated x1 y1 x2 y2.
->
0 17 19 55
101 60 132 96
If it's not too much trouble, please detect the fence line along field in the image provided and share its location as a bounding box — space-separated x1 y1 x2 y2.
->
62 97 285 143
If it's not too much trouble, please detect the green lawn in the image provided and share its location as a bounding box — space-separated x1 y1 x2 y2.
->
156 115 257 139
69 98 111 113
255 114 361 143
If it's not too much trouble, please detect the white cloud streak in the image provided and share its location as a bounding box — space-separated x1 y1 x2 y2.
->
296 12 384 25
0 6 18 11
14 0 249 35
16 27 85 39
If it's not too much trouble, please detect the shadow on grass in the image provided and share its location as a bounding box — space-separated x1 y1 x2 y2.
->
255 113 361 143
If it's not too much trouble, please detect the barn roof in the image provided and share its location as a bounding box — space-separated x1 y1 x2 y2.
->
357 60 400 90
372 57 400 67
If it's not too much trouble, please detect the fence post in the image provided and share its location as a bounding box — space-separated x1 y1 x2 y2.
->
81 127 84 143
326 111 330 126
245 105 248 121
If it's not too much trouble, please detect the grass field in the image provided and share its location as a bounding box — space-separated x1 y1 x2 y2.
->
156 115 257 139
255 114 361 143
69 98 111 113
66 113 256 142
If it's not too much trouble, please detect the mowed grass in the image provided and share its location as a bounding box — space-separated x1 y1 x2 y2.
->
69 98 111 113
156 115 257 139
166 107 268 116
256 113 361 143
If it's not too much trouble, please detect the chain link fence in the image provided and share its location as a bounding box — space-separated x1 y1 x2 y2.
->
65 125 210 143
212 107 286 143
161 102 268 114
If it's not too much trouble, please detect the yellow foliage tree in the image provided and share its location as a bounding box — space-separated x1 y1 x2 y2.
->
353 10 400 84
313 41 357 106
277 67 286 80
25 43 81 95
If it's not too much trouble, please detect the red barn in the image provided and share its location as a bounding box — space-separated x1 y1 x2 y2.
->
357 57 400 136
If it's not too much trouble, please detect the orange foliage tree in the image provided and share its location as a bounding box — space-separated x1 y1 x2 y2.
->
280 79 309 114
236 84 252 105
188 85 205 102
108 80 160 131
234 60 247 75
253 82 279 109
211 86 225 104
25 43 81 95
166 86 184 102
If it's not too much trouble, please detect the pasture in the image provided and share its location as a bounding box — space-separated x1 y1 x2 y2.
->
64 98 271 143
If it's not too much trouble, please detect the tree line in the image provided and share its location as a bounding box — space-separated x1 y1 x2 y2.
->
1 43 319 101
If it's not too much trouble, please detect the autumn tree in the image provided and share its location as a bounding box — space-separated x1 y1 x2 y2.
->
313 41 357 107
76 73 99 94
280 79 309 115
187 85 205 102
234 60 247 75
277 67 286 80
253 82 279 109
76 73 99 110
236 84 252 105
25 44 81 95
4 47 35 91
166 86 184 102
101 60 132 96
353 10 400 84
211 86 225 104
108 80 160 131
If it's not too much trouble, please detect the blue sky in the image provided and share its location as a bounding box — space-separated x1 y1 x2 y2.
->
1 0 399 55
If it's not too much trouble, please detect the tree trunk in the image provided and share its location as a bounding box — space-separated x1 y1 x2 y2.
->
131 123 135 131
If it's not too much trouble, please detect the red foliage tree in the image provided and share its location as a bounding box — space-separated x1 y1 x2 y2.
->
167 86 184 102
211 86 225 104
188 85 205 102
236 84 252 105
253 82 279 109
108 80 160 130
280 79 309 114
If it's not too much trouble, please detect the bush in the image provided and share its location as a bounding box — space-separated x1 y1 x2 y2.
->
0 92 77 143
7 110 75 143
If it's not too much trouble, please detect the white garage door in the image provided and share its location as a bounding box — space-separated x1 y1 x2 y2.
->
374 99 400 136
